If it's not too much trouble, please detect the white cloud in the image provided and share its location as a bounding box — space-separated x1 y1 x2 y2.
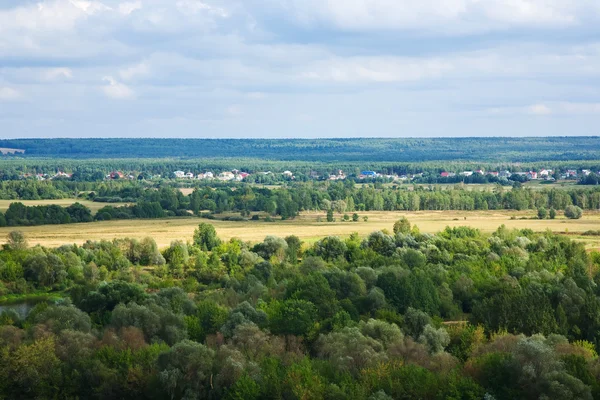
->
118 1 142 15
226 104 242 116
119 62 150 81
43 68 74 81
490 102 600 116
0 87 22 101
301 57 452 83
102 76 135 99
527 104 552 115
175 0 228 17
247 92 266 100
275 0 595 33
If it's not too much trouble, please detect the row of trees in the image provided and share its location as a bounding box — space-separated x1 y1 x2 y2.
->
1 220 600 398
1 181 599 227
0 202 93 227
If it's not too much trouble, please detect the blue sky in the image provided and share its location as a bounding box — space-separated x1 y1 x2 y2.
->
1 0 600 138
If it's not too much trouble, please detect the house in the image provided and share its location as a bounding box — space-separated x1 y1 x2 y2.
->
566 170 577 178
234 172 249 182
582 170 592 176
52 171 72 179
198 172 214 180
174 171 185 179
232 169 240 175
499 170 512 178
440 172 456 178
282 170 294 177
36 174 46 181
219 171 235 181
185 172 195 179
462 171 474 177
475 169 485 175
527 171 538 180
329 170 346 180
488 171 499 177
360 171 378 179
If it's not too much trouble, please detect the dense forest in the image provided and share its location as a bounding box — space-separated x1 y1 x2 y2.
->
1 222 600 399
1 137 600 162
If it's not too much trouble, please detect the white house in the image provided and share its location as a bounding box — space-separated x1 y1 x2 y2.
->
219 171 235 181
174 171 185 179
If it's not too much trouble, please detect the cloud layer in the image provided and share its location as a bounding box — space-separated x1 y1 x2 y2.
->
1 0 599 137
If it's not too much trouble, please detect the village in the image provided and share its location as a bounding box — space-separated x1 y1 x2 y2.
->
94 167 598 183
19 167 599 183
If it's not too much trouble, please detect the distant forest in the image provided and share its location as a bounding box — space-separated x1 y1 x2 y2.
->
1 137 599 162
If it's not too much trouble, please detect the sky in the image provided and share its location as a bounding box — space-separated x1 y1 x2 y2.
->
1 0 600 138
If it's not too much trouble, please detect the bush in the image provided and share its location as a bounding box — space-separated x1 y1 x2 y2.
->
549 208 557 219
537 207 547 220
564 205 583 219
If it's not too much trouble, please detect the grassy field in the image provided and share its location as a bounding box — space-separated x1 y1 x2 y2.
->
0 210 598 250
0 199 130 215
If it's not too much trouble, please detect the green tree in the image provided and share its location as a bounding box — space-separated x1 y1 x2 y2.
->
193 223 221 251
564 205 583 219
537 207 547 219
327 208 334 222
393 217 411 234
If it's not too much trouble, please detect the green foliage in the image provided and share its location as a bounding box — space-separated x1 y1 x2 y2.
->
0 218 598 399
564 205 583 219
193 223 221 251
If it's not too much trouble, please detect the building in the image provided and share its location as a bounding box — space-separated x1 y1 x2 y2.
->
174 171 185 179
218 171 235 181
360 171 378 179
527 171 538 180
462 171 474 177
329 170 346 180
499 170 512 178
440 172 456 178
475 169 485 175
488 171 499 177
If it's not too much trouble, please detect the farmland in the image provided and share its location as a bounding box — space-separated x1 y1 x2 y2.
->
1 209 598 250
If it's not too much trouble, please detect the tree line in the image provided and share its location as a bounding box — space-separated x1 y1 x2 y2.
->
2 182 600 227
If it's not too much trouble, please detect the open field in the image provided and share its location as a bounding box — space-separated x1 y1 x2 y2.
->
0 199 130 215
0 147 25 155
0 210 599 250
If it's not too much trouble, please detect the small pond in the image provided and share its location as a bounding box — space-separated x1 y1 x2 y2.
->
0 297 56 319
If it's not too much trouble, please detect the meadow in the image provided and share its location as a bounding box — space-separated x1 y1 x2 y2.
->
1 209 598 250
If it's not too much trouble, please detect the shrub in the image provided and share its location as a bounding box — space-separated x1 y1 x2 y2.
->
564 205 583 219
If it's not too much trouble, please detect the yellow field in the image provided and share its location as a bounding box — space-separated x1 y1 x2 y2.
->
0 199 130 215
0 210 598 250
